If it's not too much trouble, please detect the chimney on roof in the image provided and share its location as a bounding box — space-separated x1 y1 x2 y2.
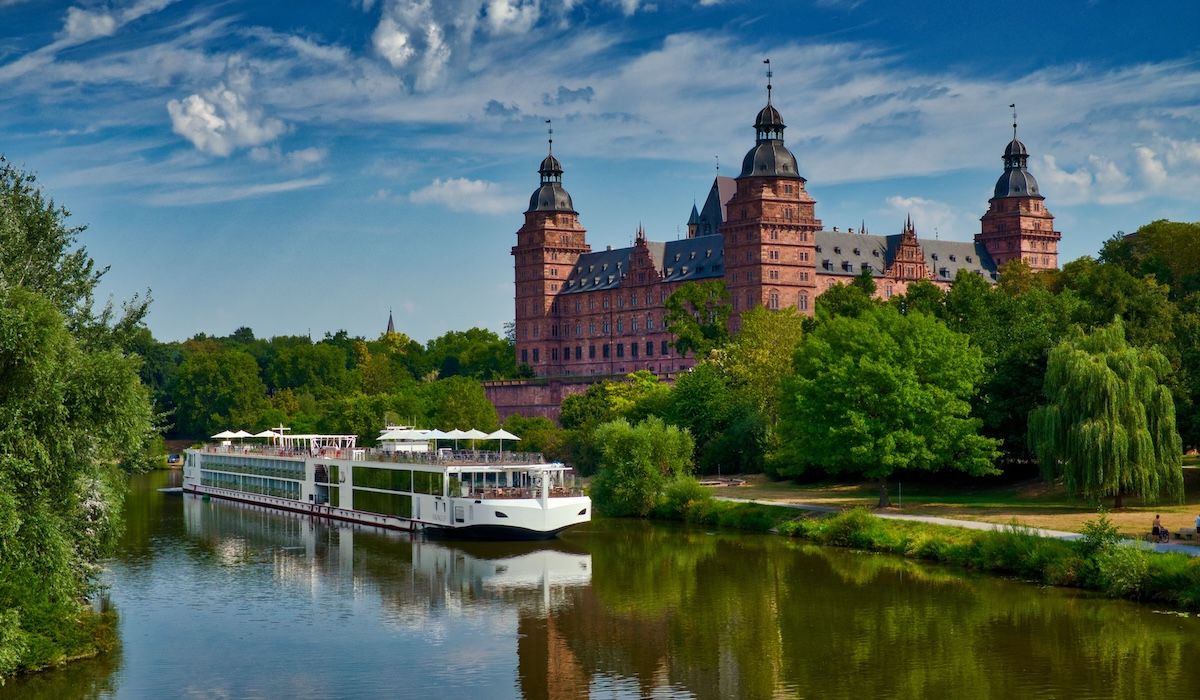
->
833 226 839 232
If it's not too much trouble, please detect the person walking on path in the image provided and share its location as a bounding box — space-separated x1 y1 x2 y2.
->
1153 514 1166 543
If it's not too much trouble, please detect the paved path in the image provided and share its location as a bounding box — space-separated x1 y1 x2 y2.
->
715 496 1200 557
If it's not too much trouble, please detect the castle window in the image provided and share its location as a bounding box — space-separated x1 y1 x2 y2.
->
603 344 610 358
674 253 681 262
631 343 638 358
632 316 639 332
603 297 610 309
617 296 625 309
645 290 652 305
551 348 558 361
521 349 528 364
533 325 540 338
800 231 807 242
770 229 779 240
690 251 696 260
798 293 808 311
616 318 623 333
589 345 596 359
833 246 841 254
799 271 809 281
768 290 780 310
661 340 670 355
589 321 596 334
646 314 654 330
602 320 610 334
575 323 582 337
706 249 712 257
575 346 582 360
646 341 653 356
966 255 973 263
616 343 624 358
931 253 938 260
575 300 581 312
853 248 860 256
533 349 540 363
630 291 637 307
949 254 957 262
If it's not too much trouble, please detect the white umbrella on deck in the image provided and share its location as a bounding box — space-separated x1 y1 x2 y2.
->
211 430 237 439
486 429 521 457
461 428 488 449
253 430 281 447
444 428 468 450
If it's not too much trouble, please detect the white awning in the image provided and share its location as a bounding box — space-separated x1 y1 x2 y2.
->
211 430 237 439
486 429 521 441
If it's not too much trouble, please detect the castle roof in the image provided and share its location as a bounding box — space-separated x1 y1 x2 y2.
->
814 231 998 282
559 234 724 294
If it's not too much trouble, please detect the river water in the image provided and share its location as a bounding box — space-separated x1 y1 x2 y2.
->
4 471 1199 699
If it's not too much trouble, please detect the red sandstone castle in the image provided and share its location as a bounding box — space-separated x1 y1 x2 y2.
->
489 80 1061 419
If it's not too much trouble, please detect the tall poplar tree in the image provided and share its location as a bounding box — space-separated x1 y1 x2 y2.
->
1028 318 1183 507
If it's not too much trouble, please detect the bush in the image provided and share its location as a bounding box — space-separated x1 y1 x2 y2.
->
1095 546 1151 598
589 417 694 517
1078 510 1122 557
653 476 711 520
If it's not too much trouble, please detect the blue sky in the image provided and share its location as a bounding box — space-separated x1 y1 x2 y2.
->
2 0 1198 343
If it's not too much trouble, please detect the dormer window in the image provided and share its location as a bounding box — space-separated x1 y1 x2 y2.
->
706 249 712 257
931 253 938 260
853 248 861 256
834 246 841 254
872 250 880 257
674 253 681 262
949 254 957 262
966 255 973 263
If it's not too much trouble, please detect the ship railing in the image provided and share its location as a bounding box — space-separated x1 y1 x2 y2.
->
200 443 546 466
462 486 586 500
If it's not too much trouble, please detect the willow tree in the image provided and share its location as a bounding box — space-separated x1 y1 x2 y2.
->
1028 319 1183 508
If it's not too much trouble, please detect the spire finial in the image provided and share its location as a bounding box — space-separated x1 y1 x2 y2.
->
545 118 553 154
763 58 773 104
714 154 719 173
1009 103 1017 141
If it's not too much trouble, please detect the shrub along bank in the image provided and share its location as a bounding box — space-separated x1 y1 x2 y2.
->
647 480 1200 611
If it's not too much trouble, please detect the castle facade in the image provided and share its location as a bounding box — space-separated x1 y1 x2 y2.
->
489 83 1061 419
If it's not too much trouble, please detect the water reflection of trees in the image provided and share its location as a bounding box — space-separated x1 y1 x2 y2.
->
538 524 1200 699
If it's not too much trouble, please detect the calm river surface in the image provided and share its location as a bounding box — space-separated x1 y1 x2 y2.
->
4 470 1199 699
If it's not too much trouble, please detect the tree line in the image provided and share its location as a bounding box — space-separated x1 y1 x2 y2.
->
132 324 529 442
569 220 1199 514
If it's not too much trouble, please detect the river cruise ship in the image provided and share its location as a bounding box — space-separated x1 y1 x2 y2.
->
182 429 590 540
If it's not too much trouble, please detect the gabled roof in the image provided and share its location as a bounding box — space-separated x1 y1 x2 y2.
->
696 176 736 237
560 235 724 294
814 231 998 282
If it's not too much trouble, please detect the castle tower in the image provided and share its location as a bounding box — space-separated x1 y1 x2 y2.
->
977 112 1061 270
722 62 821 328
512 133 590 373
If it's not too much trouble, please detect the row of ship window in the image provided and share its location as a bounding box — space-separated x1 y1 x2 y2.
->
201 471 301 500
204 455 304 480
522 340 671 364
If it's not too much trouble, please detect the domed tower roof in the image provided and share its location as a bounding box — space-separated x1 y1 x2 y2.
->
739 62 800 179
526 125 576 213
993 117 1040 199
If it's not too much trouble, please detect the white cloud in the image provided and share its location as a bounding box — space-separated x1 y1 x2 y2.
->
1038 133 1200 206
485 0 540 34
147 175 330 206
884 196 972 240
409 177 520 214
166 59 287 156
373 15 416 68
287 146 328 168
61 8 120 43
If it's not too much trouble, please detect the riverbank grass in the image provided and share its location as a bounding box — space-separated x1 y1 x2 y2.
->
658 492 1200 611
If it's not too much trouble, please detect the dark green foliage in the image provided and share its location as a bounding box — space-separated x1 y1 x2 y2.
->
774 305 1000 502
664 280 731 357
589 417 694 517
1028 318 1183 506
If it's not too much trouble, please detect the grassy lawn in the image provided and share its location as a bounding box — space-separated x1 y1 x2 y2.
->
708 468 1200 541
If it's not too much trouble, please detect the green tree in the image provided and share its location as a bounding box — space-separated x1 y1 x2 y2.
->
589 417 695 517
174 345 270 436
421 376 499 431
1028 318 1183 508
1100 220 1200 299
775 306 1000 506
425 327 519 379
664 280 731 357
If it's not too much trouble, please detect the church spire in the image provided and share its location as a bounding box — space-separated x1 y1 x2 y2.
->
386 308 395 335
